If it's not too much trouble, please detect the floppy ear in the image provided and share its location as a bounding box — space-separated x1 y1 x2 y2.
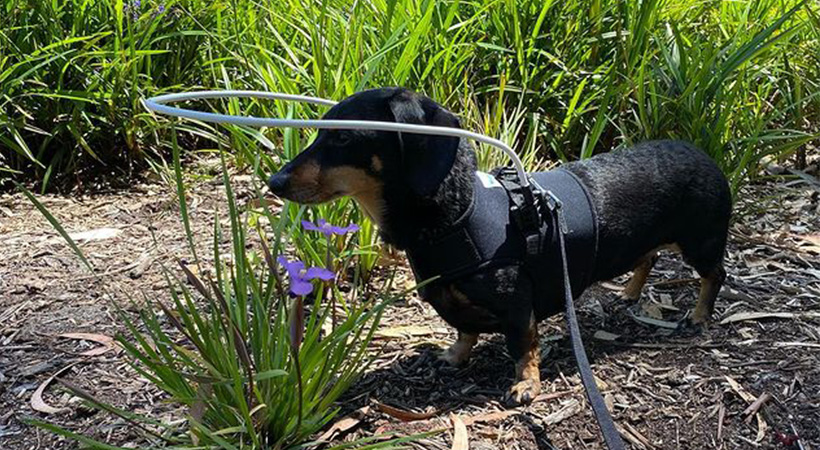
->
388 90 461 196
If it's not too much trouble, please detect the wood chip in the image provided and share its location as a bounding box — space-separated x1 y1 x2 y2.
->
67 227 121 242
725 376 768 442
542 398 580 425
618 424 648 450
460 410 519 426
599 281 623 292
774 342 820 349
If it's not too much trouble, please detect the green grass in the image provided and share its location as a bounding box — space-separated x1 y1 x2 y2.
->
1 0 818 193
20 132 424 448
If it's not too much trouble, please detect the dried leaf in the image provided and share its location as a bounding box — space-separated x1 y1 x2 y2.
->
290 296 305 352
794 233 820 254
31 363 77 414
641 303 664 320
318 406 370 442
190 382 212 446
375 325 443 339
720 311 820 324
450 414 468 450
190 382 212 423
179 261 211 300
374 401 438 422
58 333 116 356
594 330 621 341
630 313 679 329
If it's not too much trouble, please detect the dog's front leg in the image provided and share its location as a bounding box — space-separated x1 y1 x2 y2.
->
439 331 478 366
505 311 541 405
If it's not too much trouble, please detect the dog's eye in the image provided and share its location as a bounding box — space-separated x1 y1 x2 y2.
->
334 132 352 147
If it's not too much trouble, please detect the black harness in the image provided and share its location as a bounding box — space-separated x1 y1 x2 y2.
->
407 167 625 450
407 168 598 316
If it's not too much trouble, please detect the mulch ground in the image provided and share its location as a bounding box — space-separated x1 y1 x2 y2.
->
1 166 819 450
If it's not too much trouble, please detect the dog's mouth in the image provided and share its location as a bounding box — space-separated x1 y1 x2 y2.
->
276 185 343 204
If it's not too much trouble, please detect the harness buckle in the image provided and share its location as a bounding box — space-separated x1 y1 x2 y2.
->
495 167 545 257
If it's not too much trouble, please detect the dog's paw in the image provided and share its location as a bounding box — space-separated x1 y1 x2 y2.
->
438 347 470 367
506 379 541 406
619 288 641 301
673 316 707 337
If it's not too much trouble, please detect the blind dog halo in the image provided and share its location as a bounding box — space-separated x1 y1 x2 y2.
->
143 90 530 187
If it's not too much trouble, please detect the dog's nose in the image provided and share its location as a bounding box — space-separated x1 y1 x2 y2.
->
268 173 290 196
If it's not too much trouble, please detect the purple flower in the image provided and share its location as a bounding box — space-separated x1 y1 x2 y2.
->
157 4 165 13
301 218 360 237
125 0 140 19
278 256 335 296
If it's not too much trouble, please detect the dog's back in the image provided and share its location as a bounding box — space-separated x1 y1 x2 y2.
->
564 140 732 281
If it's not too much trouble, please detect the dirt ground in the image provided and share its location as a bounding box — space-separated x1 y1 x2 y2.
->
1 168 819 450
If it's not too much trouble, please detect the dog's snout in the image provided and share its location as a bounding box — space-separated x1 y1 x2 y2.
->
268 172 290 196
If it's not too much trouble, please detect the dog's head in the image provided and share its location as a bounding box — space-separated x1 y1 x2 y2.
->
268 88 461 222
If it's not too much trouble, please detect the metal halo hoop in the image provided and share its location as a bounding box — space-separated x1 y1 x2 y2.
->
143 90 529 186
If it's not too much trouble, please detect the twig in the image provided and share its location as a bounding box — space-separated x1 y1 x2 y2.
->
791 424 806 450
743 393 772 423
648 278 699 288
73 251 168 281
727 359 778 369
623 422 655 449
717 403 726 441
611 342 725 350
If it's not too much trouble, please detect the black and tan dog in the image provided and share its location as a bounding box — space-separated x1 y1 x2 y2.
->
268 88 732 404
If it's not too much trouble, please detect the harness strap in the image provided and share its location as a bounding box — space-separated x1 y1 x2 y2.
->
551 196 625 450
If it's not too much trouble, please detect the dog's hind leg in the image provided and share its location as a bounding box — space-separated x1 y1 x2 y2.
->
621 251 660 300
439 331 478 366
505 312 541 405
681 234 728 325
692 264 726 324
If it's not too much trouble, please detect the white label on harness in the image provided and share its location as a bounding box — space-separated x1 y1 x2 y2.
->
476 171 503 189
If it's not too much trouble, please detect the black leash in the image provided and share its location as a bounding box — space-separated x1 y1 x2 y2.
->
476 167 624 449
546 191 625 450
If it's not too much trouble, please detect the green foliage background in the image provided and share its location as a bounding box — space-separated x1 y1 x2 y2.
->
2 0 818 191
